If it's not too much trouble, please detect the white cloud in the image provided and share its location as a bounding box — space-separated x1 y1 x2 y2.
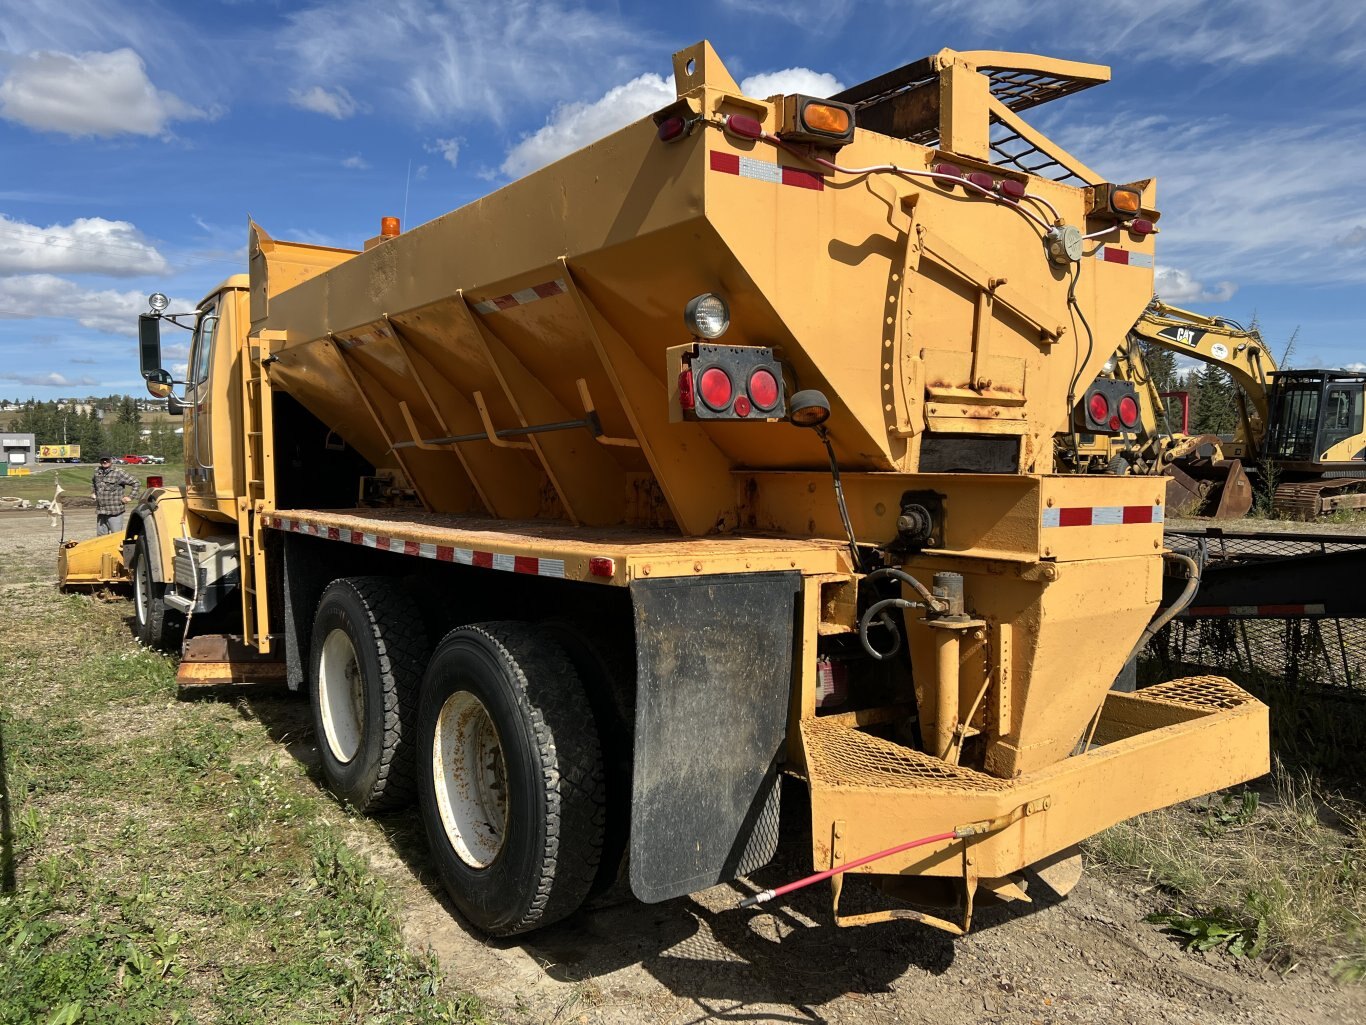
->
0 370 99 388
1342 362 1366 372
341 155 369 170
0 275 193 335
923 0 1366 66
1046 113 1366 288
739 68 843 99
1154 266 1237 304
500 65 843 178
0 215 169 276
501 73 674 178
278 1 653 125
290 85 360 119
426 138 461 169
1339 225 1366 249
717 0 846 31
0 48 206 137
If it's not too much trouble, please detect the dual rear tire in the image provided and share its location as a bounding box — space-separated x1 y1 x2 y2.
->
308 581 606 936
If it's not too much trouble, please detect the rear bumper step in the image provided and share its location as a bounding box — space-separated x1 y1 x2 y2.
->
800 675 1268 887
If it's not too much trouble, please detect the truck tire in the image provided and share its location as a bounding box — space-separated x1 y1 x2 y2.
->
132 533 179 651
309 577 428 813
417 622 606 937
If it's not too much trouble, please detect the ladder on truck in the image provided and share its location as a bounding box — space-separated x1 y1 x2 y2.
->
236 331 281 653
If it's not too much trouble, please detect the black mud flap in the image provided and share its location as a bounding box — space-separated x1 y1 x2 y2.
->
628 571 800 903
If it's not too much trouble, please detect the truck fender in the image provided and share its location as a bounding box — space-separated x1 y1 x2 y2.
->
122 496 184 586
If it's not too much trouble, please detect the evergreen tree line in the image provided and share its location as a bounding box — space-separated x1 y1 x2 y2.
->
1135 342 1243 438
8 398 181 461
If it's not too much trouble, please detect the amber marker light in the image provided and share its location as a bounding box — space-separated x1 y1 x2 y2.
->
1110 187 1141 215
802 102 850 135
789 389 832 427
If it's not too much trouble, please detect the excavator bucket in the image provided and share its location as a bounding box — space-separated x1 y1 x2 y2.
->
1163 464 1206 516
1210 459 1254 519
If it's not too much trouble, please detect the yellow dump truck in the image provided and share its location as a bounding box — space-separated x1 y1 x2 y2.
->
61 42 1267 938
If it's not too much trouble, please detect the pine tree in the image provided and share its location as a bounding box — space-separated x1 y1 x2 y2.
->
1192 363 1238 436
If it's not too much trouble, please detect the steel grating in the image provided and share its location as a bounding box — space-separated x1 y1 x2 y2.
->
1138 675 1252 710
801 717 1008 792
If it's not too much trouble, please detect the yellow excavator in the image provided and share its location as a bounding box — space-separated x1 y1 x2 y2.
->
1073 300 1366 519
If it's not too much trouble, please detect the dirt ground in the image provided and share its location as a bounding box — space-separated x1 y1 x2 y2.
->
4 508 1362 1025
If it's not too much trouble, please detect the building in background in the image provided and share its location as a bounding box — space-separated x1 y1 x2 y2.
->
1 432 37 475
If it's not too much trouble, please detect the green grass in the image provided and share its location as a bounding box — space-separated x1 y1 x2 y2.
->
1087 663 1366 978
0 465 186 505
0 586 494 1024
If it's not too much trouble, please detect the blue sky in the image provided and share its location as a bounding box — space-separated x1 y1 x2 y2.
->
1 0 1364 399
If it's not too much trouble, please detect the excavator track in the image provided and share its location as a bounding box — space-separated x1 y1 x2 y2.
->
1272 478 1366 519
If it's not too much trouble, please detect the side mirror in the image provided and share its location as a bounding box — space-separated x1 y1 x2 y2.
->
166 392 184 417
145 367 175 400
138 314 163 377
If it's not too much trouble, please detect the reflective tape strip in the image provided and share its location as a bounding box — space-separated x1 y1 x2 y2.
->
1184 603 1326 618
1093 246 1154 269
264 516 569 579
472 278 566 315
710 151 825 191
1041 504 1164 528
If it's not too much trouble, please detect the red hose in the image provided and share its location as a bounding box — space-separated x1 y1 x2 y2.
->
738 829 959 909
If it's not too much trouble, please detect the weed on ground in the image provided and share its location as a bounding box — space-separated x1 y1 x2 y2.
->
1088 664 1366 980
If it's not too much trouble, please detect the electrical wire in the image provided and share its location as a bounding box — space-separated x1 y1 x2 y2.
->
726 122 1056 235
1064 262 1093 461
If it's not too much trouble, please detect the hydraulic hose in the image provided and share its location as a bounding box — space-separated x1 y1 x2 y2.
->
1126 551 1201 663
817 426 863 573
858 597 913 660
858 567 947 661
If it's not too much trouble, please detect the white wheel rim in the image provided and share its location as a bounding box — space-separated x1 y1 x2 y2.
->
319 628 364 763
433 691 508 868
134 555 149 626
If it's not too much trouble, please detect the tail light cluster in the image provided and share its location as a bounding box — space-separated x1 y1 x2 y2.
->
677 343 787 421
1077 378 1142 433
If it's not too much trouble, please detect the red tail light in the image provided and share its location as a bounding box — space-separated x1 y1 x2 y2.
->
698 367 733 410
1118 395 1140 428
1088 392 1110 423
733 395 752 417
678 368 695 411
748 368 779 410
147 475 164 488
657 116 687 142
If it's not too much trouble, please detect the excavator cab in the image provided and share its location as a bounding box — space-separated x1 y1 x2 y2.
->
1264 370 1366 468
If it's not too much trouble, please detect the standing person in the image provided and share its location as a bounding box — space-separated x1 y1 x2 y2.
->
91 455 137 535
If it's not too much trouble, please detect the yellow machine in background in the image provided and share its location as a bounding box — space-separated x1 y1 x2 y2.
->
61 43 1266 938
1073 299 1366 518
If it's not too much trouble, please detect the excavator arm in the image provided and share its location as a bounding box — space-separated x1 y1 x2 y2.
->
1127 299 1277 445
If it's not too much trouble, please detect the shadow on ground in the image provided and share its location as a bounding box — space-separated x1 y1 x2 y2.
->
208 688 1070 1019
